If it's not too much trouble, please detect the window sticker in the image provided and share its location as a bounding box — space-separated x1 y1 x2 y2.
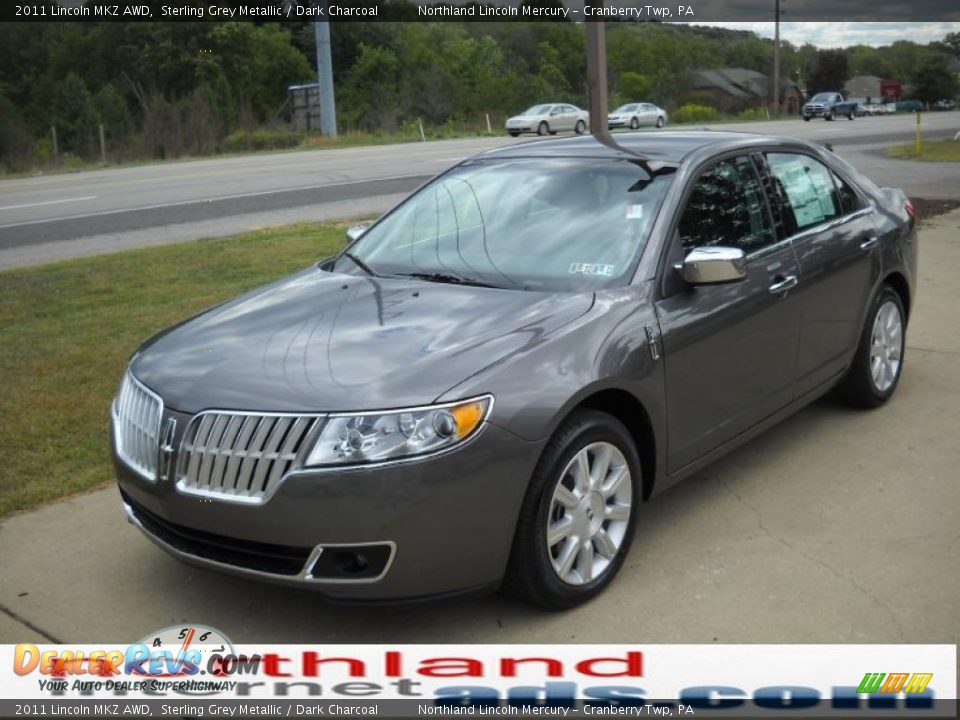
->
625 203 644 220
569 262 616 276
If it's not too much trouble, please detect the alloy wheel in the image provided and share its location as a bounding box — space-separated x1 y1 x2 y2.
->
546 441 632 585
870 300 903 393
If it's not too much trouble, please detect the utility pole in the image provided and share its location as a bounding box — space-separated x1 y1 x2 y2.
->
314 8 337 138
773 0 781 117
585 7 610 143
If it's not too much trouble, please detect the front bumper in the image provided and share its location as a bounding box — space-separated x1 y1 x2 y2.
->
114 419 543 601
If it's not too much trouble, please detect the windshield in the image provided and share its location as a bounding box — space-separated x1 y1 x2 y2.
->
333 158 674 292
523 105 553 115
811 93 835 102
613 104 638 113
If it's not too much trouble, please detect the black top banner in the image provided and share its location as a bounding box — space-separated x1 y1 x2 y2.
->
3 0 959 23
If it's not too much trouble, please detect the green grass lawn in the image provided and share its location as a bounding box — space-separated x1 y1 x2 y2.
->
0 223 347 518
886 138 960 162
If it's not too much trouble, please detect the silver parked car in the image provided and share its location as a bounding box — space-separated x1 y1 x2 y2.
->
505 103 589 136
608 102 668 129
113 131 916 609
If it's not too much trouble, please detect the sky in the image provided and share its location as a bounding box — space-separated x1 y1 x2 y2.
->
698 22 960 48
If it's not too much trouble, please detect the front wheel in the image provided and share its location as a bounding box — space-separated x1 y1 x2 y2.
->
825 111 835 121
575 119 586 134
837 285 906 408
848 111 855 120
803 116 811 122
629 117 639 130
508 131 520 137
656 116 665 128
503 409 641 609
537 121 549 136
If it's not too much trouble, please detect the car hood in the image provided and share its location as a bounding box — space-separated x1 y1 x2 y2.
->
132 267 594 414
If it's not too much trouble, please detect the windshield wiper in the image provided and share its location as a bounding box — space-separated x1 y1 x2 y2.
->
341 251 377 277
391 271 499 289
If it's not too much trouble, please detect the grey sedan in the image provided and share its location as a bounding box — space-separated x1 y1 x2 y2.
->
608 102 668 129
505 103 589 136
112 131 916 608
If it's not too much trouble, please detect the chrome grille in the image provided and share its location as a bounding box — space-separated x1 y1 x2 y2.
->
177 412 321 503
113 372 164 480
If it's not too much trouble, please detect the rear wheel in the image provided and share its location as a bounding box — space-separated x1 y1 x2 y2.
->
837 285 906 408
575 120 586 134
503 409 641 609
537 121 549 136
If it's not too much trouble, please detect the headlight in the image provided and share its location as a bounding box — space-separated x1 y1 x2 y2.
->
302 396 492 467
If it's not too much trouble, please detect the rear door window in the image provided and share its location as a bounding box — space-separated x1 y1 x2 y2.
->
766 153 849 233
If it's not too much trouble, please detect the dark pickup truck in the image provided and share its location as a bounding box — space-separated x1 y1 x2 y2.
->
802 92 859 121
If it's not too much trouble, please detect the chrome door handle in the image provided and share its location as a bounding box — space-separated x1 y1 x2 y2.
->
769 275 798 294
860 236 879 251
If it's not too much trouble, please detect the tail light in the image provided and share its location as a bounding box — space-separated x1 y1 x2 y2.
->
905 199 917 220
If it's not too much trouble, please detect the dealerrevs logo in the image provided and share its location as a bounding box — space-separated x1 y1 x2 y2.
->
13 624 260 691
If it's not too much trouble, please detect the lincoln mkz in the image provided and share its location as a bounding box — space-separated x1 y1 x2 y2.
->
112 131 916 608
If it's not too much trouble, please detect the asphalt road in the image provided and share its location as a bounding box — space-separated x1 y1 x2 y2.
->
1 112 958 269
2 207 958 646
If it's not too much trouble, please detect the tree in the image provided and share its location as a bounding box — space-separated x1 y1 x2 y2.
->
911 55 959 104
807 50 850 94
53 72 97 156
617 72 652 102
940 31 960 57
94 84 132 141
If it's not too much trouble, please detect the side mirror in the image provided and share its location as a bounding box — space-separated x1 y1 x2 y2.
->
345 224 370 243
676 246 747 285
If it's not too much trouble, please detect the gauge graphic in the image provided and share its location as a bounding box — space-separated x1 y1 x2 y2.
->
138 624 234 676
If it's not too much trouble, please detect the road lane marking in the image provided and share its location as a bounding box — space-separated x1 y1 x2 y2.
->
0 174 430 230
0 195 97 211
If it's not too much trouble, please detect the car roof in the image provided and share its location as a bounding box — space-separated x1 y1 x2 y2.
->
478 130 784 164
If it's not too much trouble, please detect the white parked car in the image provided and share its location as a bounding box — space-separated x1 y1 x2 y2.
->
505 103 589 137
608 102 668 129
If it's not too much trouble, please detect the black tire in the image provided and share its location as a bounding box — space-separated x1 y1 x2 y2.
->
537 121 549 136
656 116 665 128
803 116 811 122
825 111 834 121
629 117 639 130
848 112 855 120
508 131 520 137
502 409 642 609
575 119 586 134
836 285 906 408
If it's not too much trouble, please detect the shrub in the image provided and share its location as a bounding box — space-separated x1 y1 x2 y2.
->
737 107 768 121
672 103 719 123
223 129 302 153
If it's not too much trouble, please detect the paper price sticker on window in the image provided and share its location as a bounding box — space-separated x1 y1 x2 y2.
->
625 203 644 220
569 262 615 276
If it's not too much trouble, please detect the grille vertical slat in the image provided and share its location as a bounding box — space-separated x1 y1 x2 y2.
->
267 417 311 490
177 412 320 503
209 415 244 490
234 416 267 493
250 417 292 495
197 414 229 488
113 372 163 481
